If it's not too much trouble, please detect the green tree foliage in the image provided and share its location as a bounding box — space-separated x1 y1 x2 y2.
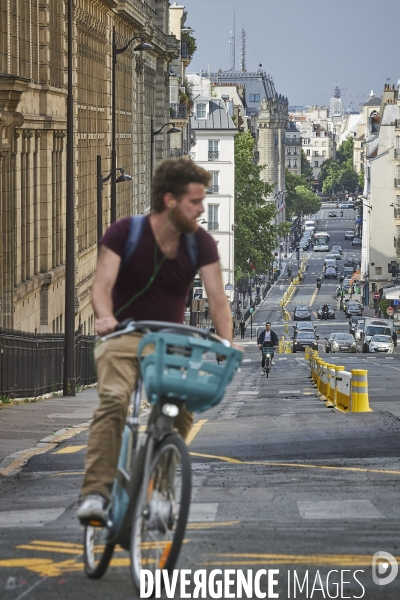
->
301 149 314 182
234 131 278 278
358 169 365 190
319 137 359 194
285 170 321 218
181 29 197 61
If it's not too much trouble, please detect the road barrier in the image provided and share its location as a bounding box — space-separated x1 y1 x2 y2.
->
278 336 292 354
306 349 370 412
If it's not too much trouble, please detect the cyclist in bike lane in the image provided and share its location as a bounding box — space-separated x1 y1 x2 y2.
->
257 321 279 374
77 158 239 524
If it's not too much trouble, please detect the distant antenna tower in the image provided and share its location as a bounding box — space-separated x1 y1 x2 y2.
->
330 83 341 99
229 13 235 71
240 27 246 72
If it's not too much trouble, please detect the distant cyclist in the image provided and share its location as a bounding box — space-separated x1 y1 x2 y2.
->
257 322 279 372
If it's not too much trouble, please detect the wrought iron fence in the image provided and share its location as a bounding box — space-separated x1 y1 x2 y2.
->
170 103 188 119
208 151 219 160
0 328 97 398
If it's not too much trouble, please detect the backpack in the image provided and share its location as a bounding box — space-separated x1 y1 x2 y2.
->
119 215 198 279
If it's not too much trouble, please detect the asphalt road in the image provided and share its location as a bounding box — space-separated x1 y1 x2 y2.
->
1 204 400 599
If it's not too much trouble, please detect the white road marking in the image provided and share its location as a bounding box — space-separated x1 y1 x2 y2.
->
237 391 258 395
297 500 384 520
279 390 301 394
0 508 65 528
188 503 218 522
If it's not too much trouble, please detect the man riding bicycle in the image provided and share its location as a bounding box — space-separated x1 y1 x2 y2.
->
77 158 239 524
257 322 279 373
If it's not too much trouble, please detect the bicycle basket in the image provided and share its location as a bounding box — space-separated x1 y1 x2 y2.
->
262 346 275 355
138 332 243 413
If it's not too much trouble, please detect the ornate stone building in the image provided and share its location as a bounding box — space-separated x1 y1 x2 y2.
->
0 0 179 333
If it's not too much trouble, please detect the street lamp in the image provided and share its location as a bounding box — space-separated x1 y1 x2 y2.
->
150 119 181 177
97 155 132 247
111 29 153 223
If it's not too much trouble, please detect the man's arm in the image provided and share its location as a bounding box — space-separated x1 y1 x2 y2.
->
200 261 232 342
91 245 121 335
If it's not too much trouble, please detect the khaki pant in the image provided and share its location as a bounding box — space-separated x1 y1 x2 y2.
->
81 332 194 500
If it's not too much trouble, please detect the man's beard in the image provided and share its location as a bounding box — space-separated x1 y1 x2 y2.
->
170 204 199 233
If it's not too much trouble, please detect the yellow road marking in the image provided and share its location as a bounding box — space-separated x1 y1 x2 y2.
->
16 545 83 555
187 521 240 530
309 287 318 307
0 445 57 477
49 424 90 444
186 419 208 446
190 451 400 475
50 471 84 476
53 445 87 455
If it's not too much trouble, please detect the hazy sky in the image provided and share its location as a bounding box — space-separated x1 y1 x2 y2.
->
181 0 399 108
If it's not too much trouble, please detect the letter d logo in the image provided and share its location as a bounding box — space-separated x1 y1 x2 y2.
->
372 552 398 586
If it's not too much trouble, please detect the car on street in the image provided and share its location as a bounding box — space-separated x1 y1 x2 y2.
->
341 279 353 294
329 251 342 261
331 245 343 255
344 230 355 240
325 332 357 353
293 330 319 353
340 267 355 282
345 301 363 317
317 304 335 319
324 259 337 271
324 254 338 265
293 321 316 334
293 304 312 321
324 266 337 279
349 316 364 335
343 260 358 271
354 319 366 340
341 203 349 209
328 211 337 217
367 334 394 354
352 236 362 246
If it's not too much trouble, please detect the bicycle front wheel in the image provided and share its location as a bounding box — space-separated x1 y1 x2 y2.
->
83 524 115 579
265 356 270 377
130 434 191 593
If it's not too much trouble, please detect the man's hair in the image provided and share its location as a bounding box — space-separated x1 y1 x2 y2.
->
266 322 271 326
151 158 211 213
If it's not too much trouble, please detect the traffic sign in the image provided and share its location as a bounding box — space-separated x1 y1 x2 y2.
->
374 292 380 299
249 307 254 314
387 307 394 316
225 283 234 291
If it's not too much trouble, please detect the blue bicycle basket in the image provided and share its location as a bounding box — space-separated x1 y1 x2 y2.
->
138 332 243 413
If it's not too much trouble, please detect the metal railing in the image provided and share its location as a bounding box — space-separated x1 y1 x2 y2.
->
181 42 189 59
395 179 400 188
207 222 219 231
169 148 185 158
394 207 400 218
395 149 400 159
396 120 400 129
207 185 219 194
396 240 400 258
189 151 196 160
0 328 97 398
170 103 188 119
208 151 219 160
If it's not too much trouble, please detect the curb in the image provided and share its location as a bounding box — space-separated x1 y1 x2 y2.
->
0 384 97 408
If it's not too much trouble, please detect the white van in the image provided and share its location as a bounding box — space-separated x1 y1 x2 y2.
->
304 220 316 232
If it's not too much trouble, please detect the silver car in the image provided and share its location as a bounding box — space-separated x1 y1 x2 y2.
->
354 319 365 341
367 335 394 354
328 333 357 353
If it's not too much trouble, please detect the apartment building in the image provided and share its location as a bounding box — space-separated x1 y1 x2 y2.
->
285 121 302 176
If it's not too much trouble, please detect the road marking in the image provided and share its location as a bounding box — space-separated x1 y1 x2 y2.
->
279 390 301 394
237 391 258 395
186 419 208 446
297 499 383 519
53 445 87 455
0 445 57 478
0 508 65 528
201 552 400 567
242 358 252 362
190 452 242 464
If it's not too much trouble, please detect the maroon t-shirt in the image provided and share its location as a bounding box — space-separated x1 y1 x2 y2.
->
100 216 219 323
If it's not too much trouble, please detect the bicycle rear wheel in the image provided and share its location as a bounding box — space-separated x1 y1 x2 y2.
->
83 524 115 579
265 355 270 377
130 434 191 594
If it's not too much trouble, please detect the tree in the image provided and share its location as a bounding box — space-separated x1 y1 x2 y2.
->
234 131 278 278
295 185 322 214
320 137 359 195
301 149 314 182
285 170 321 217
336 137 354 164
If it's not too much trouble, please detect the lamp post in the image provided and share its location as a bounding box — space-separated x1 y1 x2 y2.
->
97 155 132 247
150 118 181 178
111 29 153 223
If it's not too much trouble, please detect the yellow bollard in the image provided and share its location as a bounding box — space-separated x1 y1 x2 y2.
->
333 366 344 407
351 369 371 412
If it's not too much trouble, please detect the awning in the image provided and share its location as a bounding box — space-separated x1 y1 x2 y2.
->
384 286 400 300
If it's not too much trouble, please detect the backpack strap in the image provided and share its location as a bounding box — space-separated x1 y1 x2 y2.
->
120 215 146 272
184 232 198 280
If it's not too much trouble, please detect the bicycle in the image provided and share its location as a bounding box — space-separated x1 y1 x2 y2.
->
82 319 243 594
261 344 275 377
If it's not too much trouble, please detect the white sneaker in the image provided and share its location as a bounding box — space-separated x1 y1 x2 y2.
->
261 370 265 375
77 494 108 525
271 360 275 365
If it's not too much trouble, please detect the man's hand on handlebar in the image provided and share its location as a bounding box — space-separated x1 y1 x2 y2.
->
95 316 119 336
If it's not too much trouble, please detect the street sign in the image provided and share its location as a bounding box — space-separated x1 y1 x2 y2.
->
387 307 394 316
249 307 254 313
374 292 380 299
225 284 234 291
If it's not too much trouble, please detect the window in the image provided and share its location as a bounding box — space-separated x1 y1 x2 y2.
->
375 267 382 275
287 160 291 168
293 160 298 167
315 150 319 157
196 103 207 119
208 171 219 193
287 148 291 155
306 149 311 156
322 150 326 157
208 205 219 230
314 161 319 167
249 94 260 102
208 140 219 160
322 141 326 147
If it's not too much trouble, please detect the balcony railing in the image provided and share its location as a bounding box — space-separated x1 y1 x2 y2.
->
396 120 400 129
395 149 400 159
208 151 219 160
286 138 302 145
395 179 400 188
181 42 189 59
169 148 185 158
189 152 196 160
394 207 400 218
207 222 219 231
396 240 400 258
207 185 219 194
170 103 188 119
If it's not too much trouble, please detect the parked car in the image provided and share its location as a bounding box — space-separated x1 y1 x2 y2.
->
293 321 316 334
367 334 394 354
317 304 335 319
293 304 312 321
345 301 363 317
352 236 362 246
344 230 355 240
349 316 364 335
324 266 337 279
293 330 319 353
325 332 357 353
328 211 337 217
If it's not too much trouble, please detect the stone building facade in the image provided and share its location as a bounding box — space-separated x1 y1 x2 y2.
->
0 0 179 334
